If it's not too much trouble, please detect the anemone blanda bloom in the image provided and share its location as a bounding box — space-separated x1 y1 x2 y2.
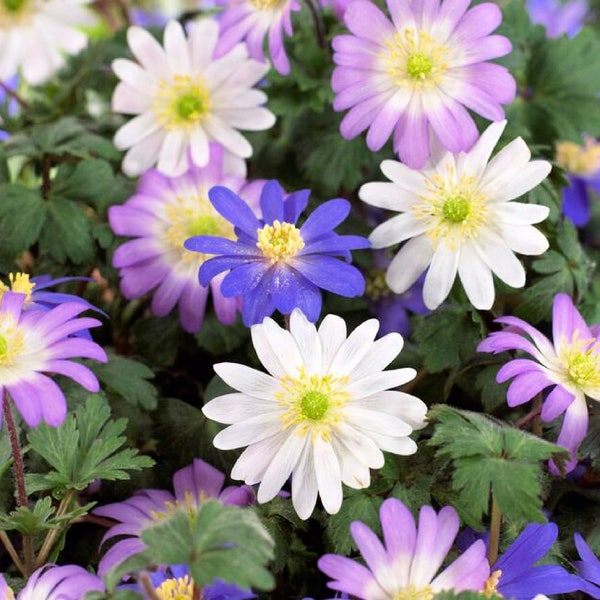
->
318 497 490 598
331 0 516 168
0 0 96 85
555 138 600 227
0 565 105 600
478 293 600 474
527 0 588 38
202 309 427 519
574 533 600 598
487 522 582 600
359 120 551 310
0 291 106 428
109 145 261 332
94 458 254 575
185 180 370 326
215 0 300 75
112 19 274 178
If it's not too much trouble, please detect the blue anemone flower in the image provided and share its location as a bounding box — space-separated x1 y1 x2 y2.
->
490 522 582 599
574 533 600 598
185 180 370 326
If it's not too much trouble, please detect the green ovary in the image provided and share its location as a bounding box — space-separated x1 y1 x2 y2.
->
0 335 7 361
189 215 220 237
300 390 329 420
406 53 433 79
3 0 27 11
176 93 205 122
442 196 470 223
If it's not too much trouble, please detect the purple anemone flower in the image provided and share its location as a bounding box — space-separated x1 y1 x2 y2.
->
94 458 255 576
477 293 600 474
8 565 104 600
526 0 588 38
184 180 370 326
121 564 255 600
555 139 600 227
0 291 107 428
574 533 600 598
318 497 490 598
0 75 19 141
215 0 301 75
109 145 262 333
487 523 582 599
331 0 516 168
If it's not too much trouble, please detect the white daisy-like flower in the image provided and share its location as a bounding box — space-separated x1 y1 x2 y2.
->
203 308 427 520
0 0 96 85
359 120 552 311
112 18 275 178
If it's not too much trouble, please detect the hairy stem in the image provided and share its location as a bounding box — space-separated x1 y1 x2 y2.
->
35 490 76 568
532 394 543 437
303 0 327 50
487 498 502 566
0 530 27 576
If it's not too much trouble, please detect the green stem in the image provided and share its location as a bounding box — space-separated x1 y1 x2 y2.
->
302 0 326 50
0 530 26 576
487 499 502 566
35 490 76 568
532 394 543 437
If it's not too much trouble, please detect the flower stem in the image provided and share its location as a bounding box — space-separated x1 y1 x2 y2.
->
3 391 35 574
140 572 161 600
35 490 76 568
487 499 502 566
0 530 27 576
532 394 543 437
303 0 327 50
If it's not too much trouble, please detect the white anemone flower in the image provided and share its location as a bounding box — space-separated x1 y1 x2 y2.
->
359 120 552 311
202 308 427 520
0 0 95 85
112 18 275 178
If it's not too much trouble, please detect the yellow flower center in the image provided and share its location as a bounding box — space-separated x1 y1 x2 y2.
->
248 0 282 9
484 570 503 597
559 330 600 390
412 168 487 250
365 268 392 301
394 585 434 600
153 75 212 131
155 575 195 600
0 0 36 25
149 491 198 521
0 273 36 305
164 193 234 264
384 29 449 89
277 368 349 442
0 314 26 367
556 139 600 176
256 221 305 262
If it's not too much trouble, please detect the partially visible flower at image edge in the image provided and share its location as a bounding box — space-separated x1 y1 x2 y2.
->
202 308 427 519
0 291 107 428
359 120 552 310
477 292 600 474
331 0 516 167
573 532 600 598
93 458 254 575
318 497 490 598
526 0 588 38
185 180 370 326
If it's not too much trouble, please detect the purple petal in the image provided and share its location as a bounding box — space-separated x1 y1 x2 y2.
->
541 384 575 421
552 293 590 348
496 358 543 383
554 394 588 473
506 371 553 407
562 177 591 227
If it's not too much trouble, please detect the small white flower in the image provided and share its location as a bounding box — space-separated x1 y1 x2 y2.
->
360 120 552 310
0 0 96 85
112 18 275 178
203 308 427 519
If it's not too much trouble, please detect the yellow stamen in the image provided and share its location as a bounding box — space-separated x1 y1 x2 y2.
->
384 29 449 90
393 585 435 600
412 167 487 250
556 139 600 176
256 220 305 262
484 570 503 597
155 575 195 600
248 0 282 9
0 314 26 367
149 491 198 521
0 0 36 25
153 75 211 132
559 330 600 390
365 268 392 302
0 272 36 305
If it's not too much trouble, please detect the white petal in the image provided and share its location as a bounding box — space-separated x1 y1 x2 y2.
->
386 235 434 294
359 182 417 212
251 317 302 378
114 112 161 150
127 25 170 78
314 437 343 515
422 246 459 309
380 160 429 195
164 20 191 73
364 391 428 431
345 406 413 437
201 392 278 424
329 319 379 376
318 314 347 373
475 232 526 288
457 120 506 182
121 130 165 177
156 129 189 177
112 82 152 114
212 413 283 449
112 58 156 92
346 368 417 399
189 19 219 71
231 432 288 484
349 333 404 381
289 309 322 374
369 214 429 248
368 432 418 455
485 160 552 203
214 363 280 400
457 242 495 309
493 202 550 225
498 224 549 255
292 438 319 520
204 116 252 158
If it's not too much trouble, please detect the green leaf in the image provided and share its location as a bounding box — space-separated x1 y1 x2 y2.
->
428 405 568 528
434 592 502 600
85 592 142 600
133 315 184 367
0 497 55 534
26 395 154 495
39 197 95 264
195 313 250 356
140 500 275 591
92 351 158 410
0 184 47 257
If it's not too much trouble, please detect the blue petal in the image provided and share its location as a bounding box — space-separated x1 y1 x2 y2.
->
220 261 266 296
283 190 310 223
241 276 277 326
373 296 411 336
205 579 256 600
199 256 258 286
562 177 590 227
494 522 557 583
498 565 583 599
270 265 300 314
575 533 600 586
294 256 365 297
209 186 261 238
303 234 370 256
300 199 351 243
185 235 257 256
259 180 285 224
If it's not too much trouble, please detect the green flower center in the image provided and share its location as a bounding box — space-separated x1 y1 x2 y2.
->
3 0 27 12
406 53 433 79
188 215 220 237
176 93 205 122
0 334 7 361
442 196 470 223
300 390 329 420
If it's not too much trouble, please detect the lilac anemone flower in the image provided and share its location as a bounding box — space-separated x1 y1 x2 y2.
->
487 523 582 599
331 0 516 168
526 0 588 38
185 180 370 326
318 497 490 598
94 458 255 575
574 533 600 598
0 291 107 428
478 293 600 474
11 565 104 600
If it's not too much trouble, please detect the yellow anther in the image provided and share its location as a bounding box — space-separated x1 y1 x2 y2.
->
393 585 435 600
155 575 195 600
559 330 600 389
556 139 600 176
484 570 503 597
256 220 305 262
